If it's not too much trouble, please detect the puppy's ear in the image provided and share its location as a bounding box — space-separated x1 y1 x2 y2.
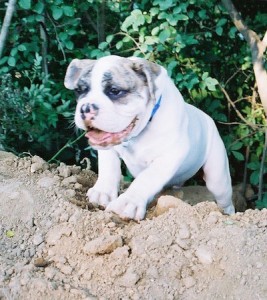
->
64 59 95 90
129 58 162 102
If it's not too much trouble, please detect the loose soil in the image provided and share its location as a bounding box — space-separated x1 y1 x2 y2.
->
0 151 266 300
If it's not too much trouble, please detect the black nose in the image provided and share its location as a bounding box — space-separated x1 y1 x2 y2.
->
80 103 99 120
80 103 91 114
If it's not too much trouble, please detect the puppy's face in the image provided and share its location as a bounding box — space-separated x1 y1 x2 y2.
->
64 56 161 149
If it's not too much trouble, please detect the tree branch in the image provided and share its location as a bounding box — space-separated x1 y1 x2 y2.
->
0 0 16 59
219 84 258 130
221 0 267 116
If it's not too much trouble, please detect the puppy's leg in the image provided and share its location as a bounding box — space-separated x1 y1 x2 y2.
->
106 148 189 221
203 129 235 215
87 149 121 208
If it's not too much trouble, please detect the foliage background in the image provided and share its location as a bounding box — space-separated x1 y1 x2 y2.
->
0 0 267 206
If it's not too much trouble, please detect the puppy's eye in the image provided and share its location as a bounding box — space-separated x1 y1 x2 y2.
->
110 88 120 96
106 87 127 100
74 85 89 97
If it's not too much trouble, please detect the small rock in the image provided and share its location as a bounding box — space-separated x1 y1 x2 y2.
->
61 176 77 186
176 237 190 250
109 246 130 260
69 165 81 175
195 246 213 265
34 257 50 268
57 163 71 178
37 177 57 188
74 183 83 190
69 211 82 223
65 189 76 198
206 212 220 225
58 264 73 275
255 262 263 269
46 225 72 246
83 235 123 255
30 156 49 172
182 276 196 289
154 196 181 216
31 162 44 173
33 233 44 246
32 156 45 164
178 225 190 239
118 269 140 287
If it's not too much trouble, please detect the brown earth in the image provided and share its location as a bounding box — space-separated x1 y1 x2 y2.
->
0 151 267 300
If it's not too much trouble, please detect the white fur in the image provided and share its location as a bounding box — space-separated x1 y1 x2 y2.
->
70 56 235 220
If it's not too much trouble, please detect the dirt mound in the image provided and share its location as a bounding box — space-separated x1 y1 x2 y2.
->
0 151 266 299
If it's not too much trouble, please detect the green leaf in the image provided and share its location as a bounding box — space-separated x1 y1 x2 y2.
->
59 32 68 41
229 27 237 39
116 41 123 50
205 77 218 91
65 40 74 50
145 36 159 45
230 142 243 151
18 44 27 51
19 0 31 9
247 161 260 170
6 230 15 238
10 48 18 57
159 29 171 43
151 26 160 36
150 7 159 16
201 72 209 80
154 0 173 10
52 6 63 20
250 170 259 185
176 14 189 21
217 18 227 27
140 43 148 52
167 60 178 76
131 10 145 30
63 6 74 17
8 57 16 67
256 193 267 209
232 151 244 161
33 2 44 14
121 15 133 32
216 26 223 36
98 41 108 50
0 56 8 65
106 35 114 43
198 10 207 19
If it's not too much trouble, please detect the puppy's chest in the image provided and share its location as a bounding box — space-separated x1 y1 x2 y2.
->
115 142 152 177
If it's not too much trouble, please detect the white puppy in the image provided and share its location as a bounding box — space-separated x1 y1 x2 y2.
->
64 55 235 220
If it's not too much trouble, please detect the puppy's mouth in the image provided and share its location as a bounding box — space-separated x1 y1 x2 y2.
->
85 118 137 147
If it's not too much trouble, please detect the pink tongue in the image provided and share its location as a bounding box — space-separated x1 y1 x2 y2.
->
85 130 113 143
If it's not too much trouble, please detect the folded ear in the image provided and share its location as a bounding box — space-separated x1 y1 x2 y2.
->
129 57 162 102
64 59 95 90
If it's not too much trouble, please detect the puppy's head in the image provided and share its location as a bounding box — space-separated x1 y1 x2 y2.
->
64 55 162 149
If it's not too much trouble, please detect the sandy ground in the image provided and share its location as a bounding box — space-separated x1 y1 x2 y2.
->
0 151 267 300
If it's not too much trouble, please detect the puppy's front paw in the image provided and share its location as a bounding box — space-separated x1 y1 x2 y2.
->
106 194 147 221
87 186 117 208
222 204 235 215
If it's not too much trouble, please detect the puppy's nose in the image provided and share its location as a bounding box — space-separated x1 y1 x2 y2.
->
80 103 91 114
80 103 99 120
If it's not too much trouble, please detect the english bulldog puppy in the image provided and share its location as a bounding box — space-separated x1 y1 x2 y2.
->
64 55 235 221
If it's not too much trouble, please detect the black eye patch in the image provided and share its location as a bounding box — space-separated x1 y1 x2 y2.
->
74 84 90 99
104 86 128 101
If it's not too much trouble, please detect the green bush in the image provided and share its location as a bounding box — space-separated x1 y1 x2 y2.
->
0 53 73 158
0 0 267 207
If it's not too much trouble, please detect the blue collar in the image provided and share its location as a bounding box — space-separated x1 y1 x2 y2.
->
149 95 162 122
